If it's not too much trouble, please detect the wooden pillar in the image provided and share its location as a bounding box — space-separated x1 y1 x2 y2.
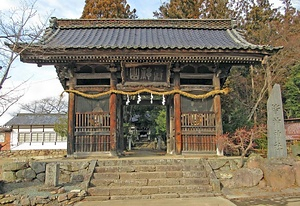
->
118 95 124 152
213 72 223 137
67 70 76 156
109 65 117 153
30 125 32 145
174 65 182 154
169 96 175 154
166 100 171 154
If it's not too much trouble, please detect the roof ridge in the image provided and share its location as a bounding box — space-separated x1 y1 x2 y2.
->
49 17 234 30
16 113 66 115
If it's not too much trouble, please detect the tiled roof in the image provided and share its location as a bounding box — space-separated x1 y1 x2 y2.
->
5 113 67 126
39 18 279 52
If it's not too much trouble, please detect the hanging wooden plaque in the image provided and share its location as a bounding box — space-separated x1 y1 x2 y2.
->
122 63 170 86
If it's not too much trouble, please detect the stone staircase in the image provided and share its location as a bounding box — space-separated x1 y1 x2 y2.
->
86 158 218 201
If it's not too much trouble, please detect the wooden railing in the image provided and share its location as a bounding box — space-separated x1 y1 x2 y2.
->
181 112 216 152
75 112 110 152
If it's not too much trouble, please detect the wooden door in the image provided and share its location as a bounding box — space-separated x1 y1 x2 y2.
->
74 112 110 152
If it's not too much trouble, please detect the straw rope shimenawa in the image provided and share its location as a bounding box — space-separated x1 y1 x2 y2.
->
63 88 230 99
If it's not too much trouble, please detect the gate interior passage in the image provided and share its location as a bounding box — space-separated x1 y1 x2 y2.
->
15 18 280 156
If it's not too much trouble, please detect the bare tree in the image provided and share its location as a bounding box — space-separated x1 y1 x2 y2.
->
19 96 68 114
0 0 50 117
0 80 29 117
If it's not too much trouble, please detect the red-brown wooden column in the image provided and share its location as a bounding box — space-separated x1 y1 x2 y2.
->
109 65 117 154
174 65 182 154
213 72 223 137
67 70 76 156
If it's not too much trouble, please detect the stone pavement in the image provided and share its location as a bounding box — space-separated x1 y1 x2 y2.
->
75 197 237 206
232 196 300 206
223 186 300 206
75 186 300 206
222 186 300 200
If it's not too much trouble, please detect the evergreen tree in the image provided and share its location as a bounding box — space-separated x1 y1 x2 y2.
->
283 64 300 118
81 0 137 19
239 0 280 44
221 67 254 132
153 0 202 19
155 110 166 136
154 0 233 19
204 0 233 19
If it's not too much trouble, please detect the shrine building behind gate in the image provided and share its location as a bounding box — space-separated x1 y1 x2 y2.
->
16 18 280 157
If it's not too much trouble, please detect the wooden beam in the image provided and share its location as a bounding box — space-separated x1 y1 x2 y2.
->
122 82 169 87
75 86 110 92
75 131 110 136
124 62 170 67
116 85 172 92
180 85 214 91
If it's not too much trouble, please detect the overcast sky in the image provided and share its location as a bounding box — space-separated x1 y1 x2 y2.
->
0 0 299 125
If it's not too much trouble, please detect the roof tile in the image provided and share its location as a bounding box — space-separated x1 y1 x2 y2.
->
44 28 243 50
39 18 279 52
5 113 66 126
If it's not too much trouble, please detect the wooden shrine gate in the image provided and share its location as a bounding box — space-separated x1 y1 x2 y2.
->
15 18 279 156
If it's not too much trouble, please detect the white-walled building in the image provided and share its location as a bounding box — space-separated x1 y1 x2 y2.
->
4 113 67 150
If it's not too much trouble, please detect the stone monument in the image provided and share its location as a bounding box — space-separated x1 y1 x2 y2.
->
45 163 60 187
267 83 287 159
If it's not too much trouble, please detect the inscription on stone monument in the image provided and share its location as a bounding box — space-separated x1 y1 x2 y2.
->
45 163 60 186
267 84 287 159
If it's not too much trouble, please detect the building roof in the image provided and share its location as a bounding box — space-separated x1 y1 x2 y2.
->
18 18 281 65
40 18 273 51
5 113 66 126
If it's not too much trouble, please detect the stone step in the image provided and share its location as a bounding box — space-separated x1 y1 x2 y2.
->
85 192 218 202
94 164 205 173
88 185 213 196
90 177 209 187
96 158 204 167
86 158 214 200
92 171 207 180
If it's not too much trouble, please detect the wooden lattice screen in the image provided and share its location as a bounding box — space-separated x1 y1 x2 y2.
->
75 112 110 152
181 112 216 152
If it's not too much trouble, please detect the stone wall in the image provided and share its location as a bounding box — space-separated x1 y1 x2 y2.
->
0 159 96 205
2 160 91 185
207 155 300 190
0 149 66 159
